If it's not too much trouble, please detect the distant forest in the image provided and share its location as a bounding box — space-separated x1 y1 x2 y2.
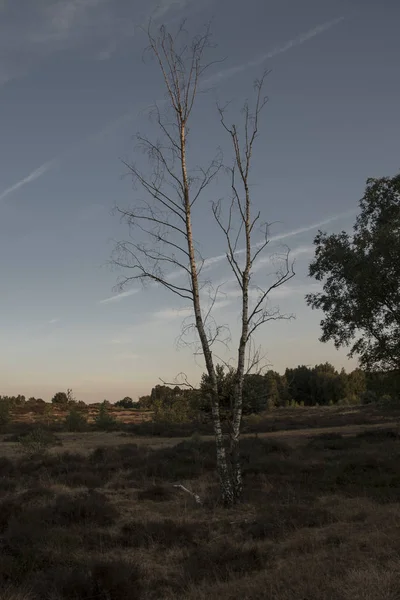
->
1 363 399 423
117 363 400 421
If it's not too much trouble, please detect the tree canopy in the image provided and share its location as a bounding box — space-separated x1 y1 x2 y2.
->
306 173 400 372
115 397 135 409
51 392 69 405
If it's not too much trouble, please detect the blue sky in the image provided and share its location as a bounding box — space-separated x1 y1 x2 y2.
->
0 0 399 403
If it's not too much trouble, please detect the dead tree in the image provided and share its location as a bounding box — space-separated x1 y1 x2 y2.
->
111 21 295 506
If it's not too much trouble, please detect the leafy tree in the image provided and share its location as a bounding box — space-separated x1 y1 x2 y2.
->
306 173 400 372
343 368 367 399
137 394 152 410
51 391 69 405
66 388 76 404
199 364 236 417
242 373 267 413
310 363 342 405
285 365 313 405
152 392 194 424
115 396 135 409
276 374 292 407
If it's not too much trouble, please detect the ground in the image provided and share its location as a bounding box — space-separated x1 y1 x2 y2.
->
0 404 399 599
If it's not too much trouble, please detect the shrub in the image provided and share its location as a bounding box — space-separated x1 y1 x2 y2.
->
183 541 271 583
51 391 69 405
305 432 358 451
95 402 117 432
0 477 17 493
17 428 61 457
64 408 88 432
0 497 22 533
50 490 118 526
243 504 337 541
137 485 174 502
115 397 135 409
0 457 15 477
360 390 377 405
0 400 10 431
38 559 142 600
356 428 400 442
378 393 400 408
120 519 201 548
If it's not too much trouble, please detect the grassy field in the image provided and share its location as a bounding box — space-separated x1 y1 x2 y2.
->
0 405 399 599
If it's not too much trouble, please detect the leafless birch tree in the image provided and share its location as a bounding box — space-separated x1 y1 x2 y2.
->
111 22 295 506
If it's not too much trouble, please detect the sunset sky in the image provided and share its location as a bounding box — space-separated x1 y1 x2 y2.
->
1 0 399 403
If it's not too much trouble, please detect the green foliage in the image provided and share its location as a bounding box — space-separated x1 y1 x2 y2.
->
115 397 135 409
378 393 400 409
18 428 61 457
199 363 236 416
64 408 88 432
152 392 194 424
338 394 360 406
306 173 400 372
51 391 69 405
95 402 117 431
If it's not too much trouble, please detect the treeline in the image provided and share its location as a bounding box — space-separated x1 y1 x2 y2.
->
135 363 400 421
2 363 399 421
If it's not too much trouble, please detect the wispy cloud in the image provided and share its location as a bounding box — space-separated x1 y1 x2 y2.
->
205 16 345 86
153 306 194 320
98 288 139 304
47 318 61 325
39 0 108 42
0 158 59 203
152 0 192 21
0 0 134 84
113 352 140 361
0 0 196 84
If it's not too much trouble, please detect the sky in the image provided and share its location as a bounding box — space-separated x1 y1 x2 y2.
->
0 0 399 403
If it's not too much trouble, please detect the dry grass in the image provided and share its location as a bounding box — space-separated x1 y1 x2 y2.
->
0 406 400 598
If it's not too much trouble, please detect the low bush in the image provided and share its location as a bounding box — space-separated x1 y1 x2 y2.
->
94 402 118 432
49 490 119 527
30 559 143 600
120 519 206 548
137 484 174 502
356 428 400 442
64 408 89 432
0 457 15 477
305 433 359 451
183 541 273 583
0 400 10 431
243 504 337 541
17 428 61 457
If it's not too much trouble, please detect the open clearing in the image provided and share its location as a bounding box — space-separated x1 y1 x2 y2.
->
0 405 399 599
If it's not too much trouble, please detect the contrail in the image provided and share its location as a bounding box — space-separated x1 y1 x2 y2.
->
205 16 345 86
98 288 139 304
100 208 356 304
0 158 59 202
202 208 356 269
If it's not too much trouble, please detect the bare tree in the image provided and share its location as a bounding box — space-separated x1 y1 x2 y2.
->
111 21 295 506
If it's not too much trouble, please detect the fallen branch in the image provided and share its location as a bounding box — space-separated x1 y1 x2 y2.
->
173 484 202 505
